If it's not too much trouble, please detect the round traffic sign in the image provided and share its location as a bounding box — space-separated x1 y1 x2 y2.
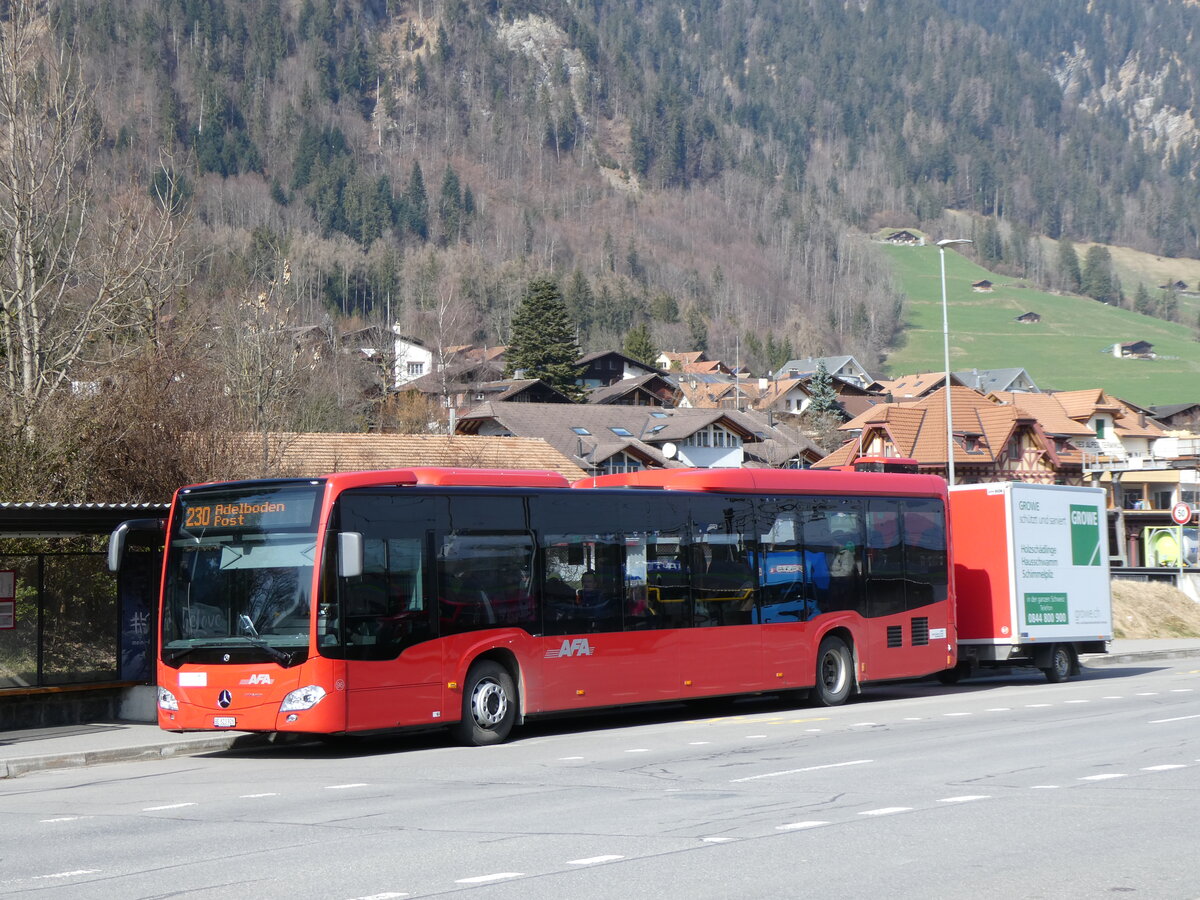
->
1172 502 1193 525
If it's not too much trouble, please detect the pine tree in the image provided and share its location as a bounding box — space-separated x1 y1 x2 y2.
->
1057 237 1081 292
623 322 657 366
505 278 585 400
1081 245 1116 304
1133 282 1153 315
807 361 842 418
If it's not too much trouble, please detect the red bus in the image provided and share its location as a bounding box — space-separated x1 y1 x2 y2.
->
108 466 954 745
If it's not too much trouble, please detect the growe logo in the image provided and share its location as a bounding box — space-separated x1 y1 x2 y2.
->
239 673 274 685
545 638 595 659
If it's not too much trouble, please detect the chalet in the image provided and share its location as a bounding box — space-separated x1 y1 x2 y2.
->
392 333 435 387
1112 340 1154 358
971 279 994 292
813 386 1087 485
1158 280 1188 291
873 372 962 401
1150 402 1200 430
774 355 874 390
587 372 678 407
1015 311 1041 324
656 350 707 372
576 350 660 390
955 367 1041 394
885 230 921 245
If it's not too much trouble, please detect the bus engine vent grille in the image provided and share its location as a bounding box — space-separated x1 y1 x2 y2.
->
911 617 930 646
887 625 903 648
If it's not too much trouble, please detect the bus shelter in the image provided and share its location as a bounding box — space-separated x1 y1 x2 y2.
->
0 504 166 724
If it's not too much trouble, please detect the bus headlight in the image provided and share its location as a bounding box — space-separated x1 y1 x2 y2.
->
158 687 179 711
280 685 327 712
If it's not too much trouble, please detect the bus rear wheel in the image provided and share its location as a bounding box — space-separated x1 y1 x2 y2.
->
813 635 853 706
453 660 517 746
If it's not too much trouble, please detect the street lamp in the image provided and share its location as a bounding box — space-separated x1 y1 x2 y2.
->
938 238 972 485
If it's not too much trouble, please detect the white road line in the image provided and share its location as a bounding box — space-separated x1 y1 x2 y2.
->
859 807 911 817
943 712 971 717
688 742 711 746
745 734 768 739
34 870 99 880
625 748 650 753
1135 692 1159 696
1170 689 1194 693
240 793 279 799
347 893 409 899
1030 785 1060 789
1064 700 1090 704
849 722 878 727
40 816 88 823
1079 774 1127 781
1150 714 1200 724
326 783 369 790
777 821 829 830
730 759 873 783
567 855 624 865
1141 764 1187 772
143 803 195 811
703 837 736 843
1102 696 1123 699
985 707 1012 712
455 873 524 884
1025 703 1052 708
559 756 584 760
937 795 990 803
902 717 923 721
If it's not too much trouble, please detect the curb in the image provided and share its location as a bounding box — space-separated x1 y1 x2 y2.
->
1 732 275 779
1082 646 1200 667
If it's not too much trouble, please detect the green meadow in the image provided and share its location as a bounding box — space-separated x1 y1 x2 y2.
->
878 243 1200 407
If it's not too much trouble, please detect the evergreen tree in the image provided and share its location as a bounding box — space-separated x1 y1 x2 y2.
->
623 322 657 366
563 269 595 335
686 306 708 352
1081 245 1117 304
505 278 585 400
807 361 842 418
1057 237 1082 292
403 161 428 240
1133 282 1153 315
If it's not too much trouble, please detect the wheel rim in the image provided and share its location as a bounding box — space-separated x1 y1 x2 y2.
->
1054 650 1070 678
820 649 846 694
469 677 509 729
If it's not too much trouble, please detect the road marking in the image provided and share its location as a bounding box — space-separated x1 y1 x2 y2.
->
143 803 195 811
985 707 1011 712
849 722 878 727
625 748 650 753
1135 692 1159 696
777 821 829 830
326 783 369 790
903 717 923 721
860 807 911 816
1102 696 1123 699
34 870 99 880
40 816 88 823
703 837 736 843
688 741 711 746
943 712 971 717
240 793 278 798
731 759 873 783
1150 714 1200 724
1064 699 1090 704
347 894 409 899
1025 703 1052 708
1170 689 1194 693
1079 774 1127 781
567 855 624 865
1142 764 1187 771
745 734 768 739
1030 785 1060 789
937 795 990 803
559 756 584 760
805 728 823 732
455 873 523 884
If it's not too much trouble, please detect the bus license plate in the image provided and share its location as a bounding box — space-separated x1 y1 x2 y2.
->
213 716 237 728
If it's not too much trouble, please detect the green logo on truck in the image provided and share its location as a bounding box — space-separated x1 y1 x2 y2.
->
1070 504 1101 566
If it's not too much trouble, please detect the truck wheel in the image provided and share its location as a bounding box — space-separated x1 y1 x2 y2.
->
1042 645 1074 684
813 635 853 706
452 660 517 746
937 662 971 685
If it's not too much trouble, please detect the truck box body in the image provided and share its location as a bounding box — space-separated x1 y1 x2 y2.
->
949 483 1112 667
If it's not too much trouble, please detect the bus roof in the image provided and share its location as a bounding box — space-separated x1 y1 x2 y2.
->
323 468 572 491
575 467 947 498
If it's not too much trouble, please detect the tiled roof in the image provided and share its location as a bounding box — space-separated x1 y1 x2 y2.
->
238 432 587 481
990 392 1094 436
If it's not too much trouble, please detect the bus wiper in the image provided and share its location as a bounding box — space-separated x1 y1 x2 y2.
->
243 636 292 665
239 614 259 637
163 646 196 664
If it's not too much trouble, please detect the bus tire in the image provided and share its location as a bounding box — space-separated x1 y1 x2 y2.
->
453 660 517 746
813 635 853 706
1042 644 1073 684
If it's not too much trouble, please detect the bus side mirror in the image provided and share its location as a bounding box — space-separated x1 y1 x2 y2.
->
338 532 364 579
107 518 165 572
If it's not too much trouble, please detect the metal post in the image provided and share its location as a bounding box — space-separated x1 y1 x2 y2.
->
937 238 972 486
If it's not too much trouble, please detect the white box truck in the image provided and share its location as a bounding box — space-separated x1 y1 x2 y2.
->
948 482 1112 682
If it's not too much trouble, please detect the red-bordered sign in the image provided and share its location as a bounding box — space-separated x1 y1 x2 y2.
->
1172 502 1193 526
0 570 14 630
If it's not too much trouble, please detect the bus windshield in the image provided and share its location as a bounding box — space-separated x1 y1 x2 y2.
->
162 483 323 666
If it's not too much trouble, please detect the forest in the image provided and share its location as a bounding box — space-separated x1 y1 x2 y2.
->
4 0 1200 501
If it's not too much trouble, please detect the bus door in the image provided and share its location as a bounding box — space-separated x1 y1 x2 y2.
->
865 499 911 680
332 492 444 731
757 498 818 688
685 497 762 696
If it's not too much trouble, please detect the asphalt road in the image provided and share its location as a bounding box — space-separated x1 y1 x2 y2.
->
1 660 1198 899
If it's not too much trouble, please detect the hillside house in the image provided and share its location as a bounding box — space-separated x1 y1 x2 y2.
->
1015 311 1041 324
576 351 661 390
971 279 994 292
885 230 921 245
774 355 874 390
1112 340 1154 358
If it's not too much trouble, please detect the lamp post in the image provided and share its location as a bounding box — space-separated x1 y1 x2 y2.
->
937 238 972 485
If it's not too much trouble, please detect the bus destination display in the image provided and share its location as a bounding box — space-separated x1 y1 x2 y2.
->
179 488 319 532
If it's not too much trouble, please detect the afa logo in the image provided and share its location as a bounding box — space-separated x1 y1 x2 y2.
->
545 638 595 659
239 673 274 685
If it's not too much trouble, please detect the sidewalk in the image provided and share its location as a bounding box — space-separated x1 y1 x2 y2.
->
3 639 1199 779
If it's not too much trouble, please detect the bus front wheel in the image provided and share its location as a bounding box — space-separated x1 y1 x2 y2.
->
453 660 517 746
813 635 853 706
